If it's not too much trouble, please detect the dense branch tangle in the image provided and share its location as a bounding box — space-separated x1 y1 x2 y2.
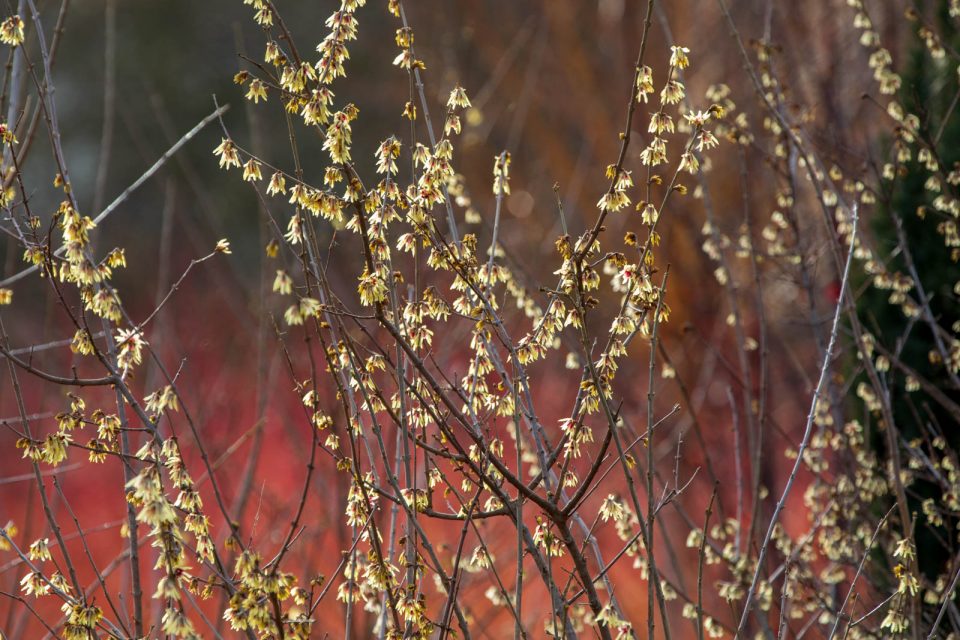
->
0 0 728 637
199 0 726 638
8 0 945 638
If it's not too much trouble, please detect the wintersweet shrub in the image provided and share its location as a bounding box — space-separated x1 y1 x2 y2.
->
1 1 960 639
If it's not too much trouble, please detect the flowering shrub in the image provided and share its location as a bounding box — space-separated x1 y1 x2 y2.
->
2 0 960 638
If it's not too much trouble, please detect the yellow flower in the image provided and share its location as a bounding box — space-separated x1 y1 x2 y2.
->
28 538 51 562
161 606 195 636
242 159 262 182
358 268 387 306
0 15 24 47
597 191 630 212
493 152 511 196
245 78 268 103
447 84 471 109
20 571 50 598
640 137 667 166
648 112 674 135
253 6 273 27
273 270 293 294
696 130 719 152
42 432 70 466
599 495 626 522
636 65 654 103
0 122 17 145
0 521 17 550
444 114 461 136
678 151 700 174
284 297 321 325
375 136 401 175
660 79 685 105
267 171 287 195
395 27 414 48
264 40 282 65
669 45 690 69
115 328 147 372
641 203 658 225
323 111 352 164
213 138 240 169
683 110 711 127
106 248 126 268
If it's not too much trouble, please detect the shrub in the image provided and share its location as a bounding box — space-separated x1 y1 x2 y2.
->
1 1 960 638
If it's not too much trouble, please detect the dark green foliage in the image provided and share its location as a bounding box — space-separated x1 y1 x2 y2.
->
861 1 960 583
